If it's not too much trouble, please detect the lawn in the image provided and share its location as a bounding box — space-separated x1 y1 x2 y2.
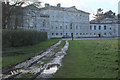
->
2 39 59 68
54 39 119 78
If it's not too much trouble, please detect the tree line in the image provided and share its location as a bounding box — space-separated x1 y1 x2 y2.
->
93 8 119 20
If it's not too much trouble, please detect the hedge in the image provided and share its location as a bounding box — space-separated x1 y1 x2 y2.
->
2 30 48 48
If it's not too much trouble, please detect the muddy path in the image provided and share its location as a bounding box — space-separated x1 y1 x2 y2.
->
1 40 69 79
36 40 69 79
1 40 62 79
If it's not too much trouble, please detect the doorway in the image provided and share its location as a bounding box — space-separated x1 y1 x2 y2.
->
71 33 73 40
71 33 73 37
98 34 101 37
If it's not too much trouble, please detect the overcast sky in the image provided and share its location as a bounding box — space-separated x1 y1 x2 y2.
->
39 0 119 20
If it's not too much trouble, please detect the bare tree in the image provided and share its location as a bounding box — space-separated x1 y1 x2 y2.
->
2 0 40 29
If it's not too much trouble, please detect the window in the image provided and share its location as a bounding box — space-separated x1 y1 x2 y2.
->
66 25 67 29
56 33 58 35
104 26 106 30
43 20 45 27
60 33 62 35
80 33 82 35
52 33 54 35
76 26 78 29
90 26 92 30
90 33 91 35
70 23 72 29
86 33 88 35
60 26 62 29
83 33 85 35
56 27 58 29
104 33 106 35
99 26 101 30
94 26 96 30
66 33 68 35
51 26 53 29
110 28 111 30
94 33 96 35
76 33 78 35
109 32 112 35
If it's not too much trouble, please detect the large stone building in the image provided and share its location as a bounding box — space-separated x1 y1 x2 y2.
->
9 3 119 38
19 3 90 38
40 3 90 38
90 18 119 37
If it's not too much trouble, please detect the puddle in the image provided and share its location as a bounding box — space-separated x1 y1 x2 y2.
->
1 40 62 79
43 65 58 74
1 40 69 79
37 64 60 78
36 40 69 78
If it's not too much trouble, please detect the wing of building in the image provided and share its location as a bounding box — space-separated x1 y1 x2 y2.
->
9 3 119 38
90 18 119 37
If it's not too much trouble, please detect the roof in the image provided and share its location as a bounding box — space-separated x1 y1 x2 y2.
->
22 3 90 14
90 18 119 24
40 5 90 14
103 18 117 21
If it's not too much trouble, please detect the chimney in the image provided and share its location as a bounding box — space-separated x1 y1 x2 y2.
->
45 3 49 7
2 2 5 7
7 2 9 5
57 3 61 7
2 2 5 5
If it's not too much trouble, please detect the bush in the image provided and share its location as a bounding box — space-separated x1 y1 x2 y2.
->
2 29 48 48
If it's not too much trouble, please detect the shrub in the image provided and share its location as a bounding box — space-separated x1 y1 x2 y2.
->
2 29 48 48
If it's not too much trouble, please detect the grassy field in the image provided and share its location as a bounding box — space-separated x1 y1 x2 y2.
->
2 39 59 68
54 39 119 78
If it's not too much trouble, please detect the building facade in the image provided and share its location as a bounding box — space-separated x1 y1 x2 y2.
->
40 4 90 38
10 3 119 38
90 18 119 37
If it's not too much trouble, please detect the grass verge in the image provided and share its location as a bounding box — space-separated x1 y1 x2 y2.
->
54 40 66 53
20 72 34 78
2 39 59 68
54 39 119 78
